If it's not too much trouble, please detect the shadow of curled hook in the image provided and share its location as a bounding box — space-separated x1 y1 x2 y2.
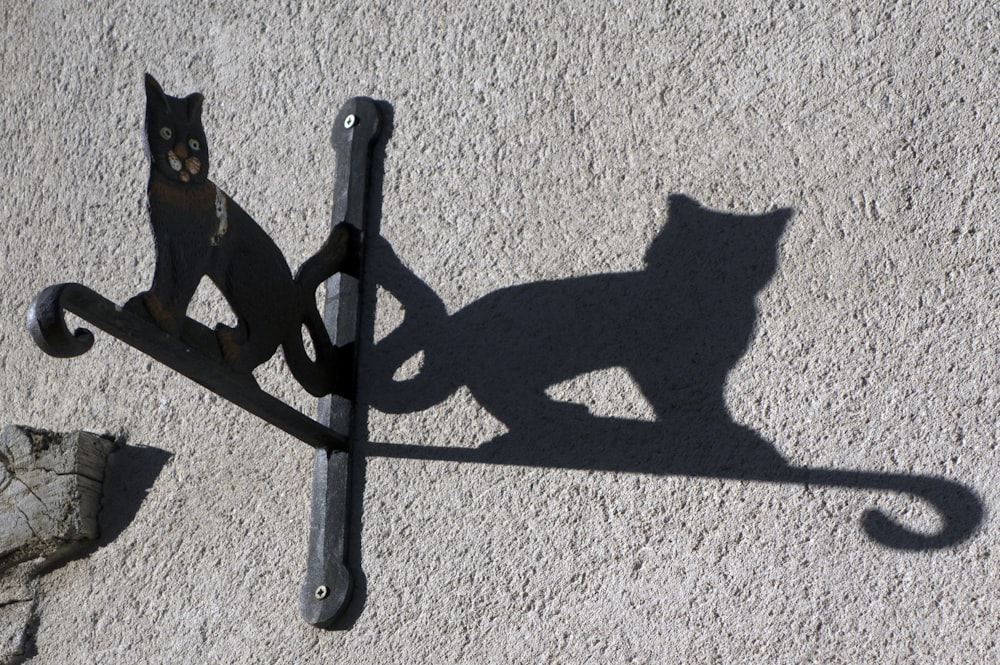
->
27 283 96 358
803 468 984 550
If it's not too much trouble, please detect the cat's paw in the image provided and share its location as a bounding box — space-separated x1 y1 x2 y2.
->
215 324 239 357
215 324 257 375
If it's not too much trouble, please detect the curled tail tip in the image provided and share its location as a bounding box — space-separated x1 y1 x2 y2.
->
804 467 984 550
861 509 977 551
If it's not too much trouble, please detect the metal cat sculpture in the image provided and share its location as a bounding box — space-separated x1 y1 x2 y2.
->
27 75 378 627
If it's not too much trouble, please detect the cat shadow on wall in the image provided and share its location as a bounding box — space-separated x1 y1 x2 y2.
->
363 194 983 551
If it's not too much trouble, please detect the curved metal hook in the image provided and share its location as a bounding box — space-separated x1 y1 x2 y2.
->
27 283 95 358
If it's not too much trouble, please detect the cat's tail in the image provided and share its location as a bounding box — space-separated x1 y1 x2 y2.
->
367 317 460 412
365 236 460 413
295 222 360 293
282 300 351 398
281 222 360 397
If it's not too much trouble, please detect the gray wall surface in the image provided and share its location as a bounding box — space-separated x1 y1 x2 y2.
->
2 1 997 663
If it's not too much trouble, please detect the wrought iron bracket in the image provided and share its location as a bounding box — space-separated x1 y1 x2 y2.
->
27 87 380 628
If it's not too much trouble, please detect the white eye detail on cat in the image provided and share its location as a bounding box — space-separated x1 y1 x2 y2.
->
188 138 201 151
159 127 173 140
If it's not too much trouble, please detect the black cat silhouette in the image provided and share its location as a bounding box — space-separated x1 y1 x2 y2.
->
372 195 787 440
366 195 982 550
130 74 356 396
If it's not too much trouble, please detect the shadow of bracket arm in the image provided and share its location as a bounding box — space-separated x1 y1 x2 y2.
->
26 282 347 451
775 465 984 550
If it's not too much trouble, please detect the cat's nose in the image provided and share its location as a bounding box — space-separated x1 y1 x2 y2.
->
174 143 189 159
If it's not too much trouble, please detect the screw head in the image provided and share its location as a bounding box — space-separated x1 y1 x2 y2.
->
343 114 356 129
314 585 329 600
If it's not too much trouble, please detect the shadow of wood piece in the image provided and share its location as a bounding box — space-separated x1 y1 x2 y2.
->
0 425 115 665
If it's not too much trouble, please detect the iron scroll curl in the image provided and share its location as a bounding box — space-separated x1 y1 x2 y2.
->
27 283 96 358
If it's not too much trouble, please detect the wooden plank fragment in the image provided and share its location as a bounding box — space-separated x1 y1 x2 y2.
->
0 426 115 664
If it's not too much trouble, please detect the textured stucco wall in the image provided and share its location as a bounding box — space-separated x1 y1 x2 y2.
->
2 1 998 663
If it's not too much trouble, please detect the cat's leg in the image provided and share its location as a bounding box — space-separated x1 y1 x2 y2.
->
215 320 257 374
128 247 202 336
628 362 788 469
123 252 176 322
151 272 202 335
471 372 591 436
215 304 293 377
212 285 291 377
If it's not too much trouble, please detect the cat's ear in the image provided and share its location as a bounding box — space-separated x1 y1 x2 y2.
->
185 93 204 121
144 73 169 107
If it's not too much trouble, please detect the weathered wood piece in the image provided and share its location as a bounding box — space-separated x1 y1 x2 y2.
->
0 426 115 664
0 426 114 569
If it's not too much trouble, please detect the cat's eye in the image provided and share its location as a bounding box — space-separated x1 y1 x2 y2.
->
188 138 201 151
159 127 173 140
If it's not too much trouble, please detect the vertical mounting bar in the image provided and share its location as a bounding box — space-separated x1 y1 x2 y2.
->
299 98 380 627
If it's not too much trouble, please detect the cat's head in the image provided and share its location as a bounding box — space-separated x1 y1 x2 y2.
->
144 74 209 184
645 194 791 289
